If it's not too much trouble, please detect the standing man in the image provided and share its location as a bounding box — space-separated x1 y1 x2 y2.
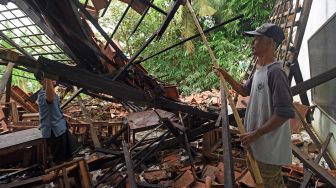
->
35 73 81 164
215 23 294 187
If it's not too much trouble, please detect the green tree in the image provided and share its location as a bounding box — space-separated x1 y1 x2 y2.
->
127 0 276 94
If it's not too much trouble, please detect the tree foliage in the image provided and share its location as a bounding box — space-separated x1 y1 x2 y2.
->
99 0 276 94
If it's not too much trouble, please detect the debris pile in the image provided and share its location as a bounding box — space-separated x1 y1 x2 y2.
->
0 86 336 187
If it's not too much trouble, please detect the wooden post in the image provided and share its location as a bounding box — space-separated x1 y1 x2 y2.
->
0 63 14 132
220 83 235 187
62 167 71 188
185 1 264 187
74 87 101 148
122 140 138 188
78 159 92 188
10 102 20 123
4 67 12 121
0 63 14 99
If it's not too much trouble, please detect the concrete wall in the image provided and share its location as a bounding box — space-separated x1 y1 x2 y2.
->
297 0 336 161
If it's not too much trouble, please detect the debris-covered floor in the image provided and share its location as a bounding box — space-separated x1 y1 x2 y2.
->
0 88 335 188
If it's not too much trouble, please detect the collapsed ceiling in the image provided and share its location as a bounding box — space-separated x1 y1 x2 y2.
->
0 0 223 119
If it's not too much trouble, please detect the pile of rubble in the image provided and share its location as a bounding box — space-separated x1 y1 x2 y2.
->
181 89 221 107
63 99 128 122
0 87 336 188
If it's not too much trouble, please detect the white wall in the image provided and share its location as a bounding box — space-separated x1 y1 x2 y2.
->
298 0 336 80
297 0 336 162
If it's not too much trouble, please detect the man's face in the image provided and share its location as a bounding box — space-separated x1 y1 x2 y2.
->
251 35 273 57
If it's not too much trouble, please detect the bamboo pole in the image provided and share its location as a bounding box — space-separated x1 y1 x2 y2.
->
185 1 264 187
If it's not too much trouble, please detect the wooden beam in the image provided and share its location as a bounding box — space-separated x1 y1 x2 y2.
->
287 0 313 108
291 66 336 96
219 84 235 187
156 0 181 38
78 160 92 188
122 140 137 188
0 63 14 99
290 0 313 64
9 102 19 123
4 67 12 121
294 106 335 169
300 133 334 187
0 51 217 119
73 0 128 61
292 144 336 187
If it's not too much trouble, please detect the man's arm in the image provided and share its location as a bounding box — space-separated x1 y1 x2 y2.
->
45 79 55 103
240 115 288 146
216 68 249 97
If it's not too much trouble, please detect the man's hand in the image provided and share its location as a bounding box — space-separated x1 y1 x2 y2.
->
212 66 248 96
239 130 260 148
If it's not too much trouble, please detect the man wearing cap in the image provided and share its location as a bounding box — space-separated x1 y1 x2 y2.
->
215 23 294 187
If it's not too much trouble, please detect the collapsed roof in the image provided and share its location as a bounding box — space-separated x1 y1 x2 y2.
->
0 0 220 119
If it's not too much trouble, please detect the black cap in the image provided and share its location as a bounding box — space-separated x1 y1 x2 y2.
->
244 23 285 45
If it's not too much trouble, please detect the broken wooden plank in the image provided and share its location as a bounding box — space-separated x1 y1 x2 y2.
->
300 133 334 188
62 167 71 188
294 106 336 169
104 123 128 148
183 133 197 180
292 144 336 187
161 117 197 179
122 140 137 188
0 107 8 132
9 102 19 123
0 62 14 99
10 86 38 113
78 159 92 188
0 164 38 182
127 109 175 131
114 131 171 187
